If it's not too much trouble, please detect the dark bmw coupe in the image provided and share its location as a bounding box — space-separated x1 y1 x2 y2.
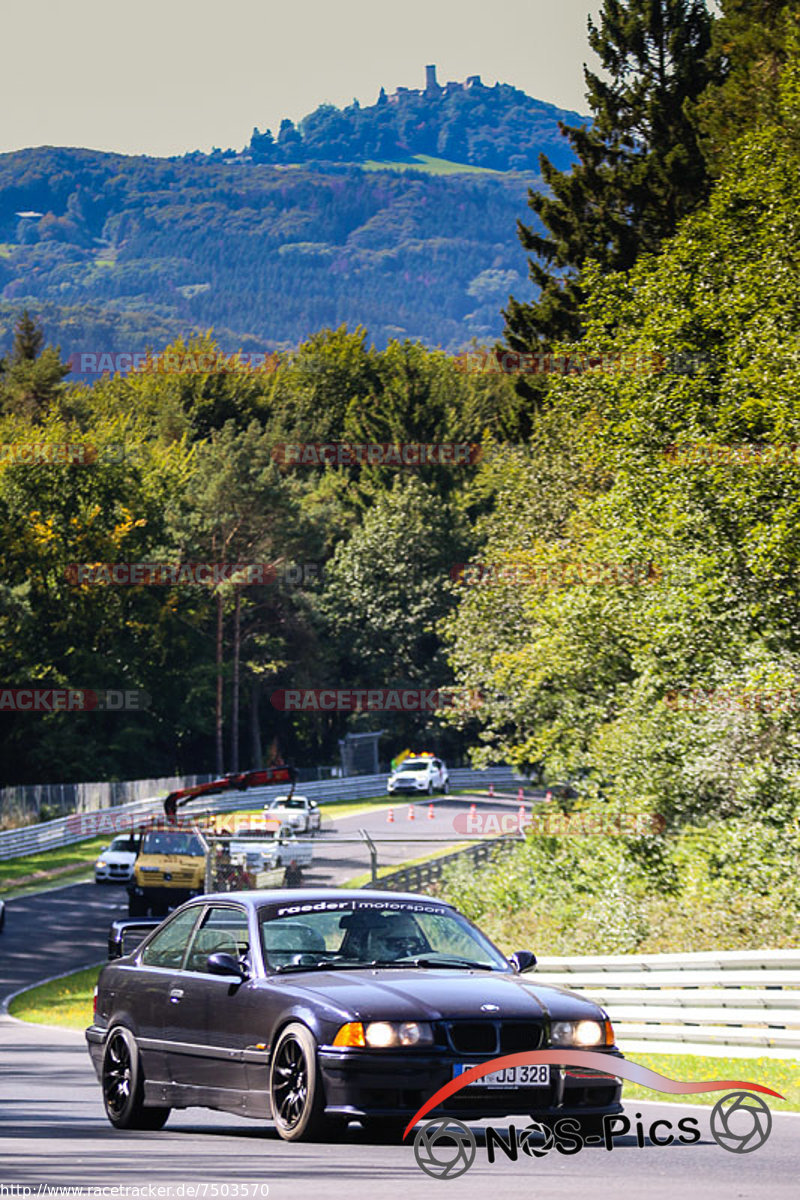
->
86 889 623 1141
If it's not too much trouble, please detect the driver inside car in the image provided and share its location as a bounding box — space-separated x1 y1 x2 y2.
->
364 912 430 961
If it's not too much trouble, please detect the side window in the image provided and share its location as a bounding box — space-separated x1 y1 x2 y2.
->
185 905 251 973
140 907 202 970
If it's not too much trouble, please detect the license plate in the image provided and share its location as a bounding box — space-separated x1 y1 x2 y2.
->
453 1064 550 1088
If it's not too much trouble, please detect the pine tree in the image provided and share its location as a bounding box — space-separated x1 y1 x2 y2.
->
12 310 44 362
1 311 71 419
504 0 715 351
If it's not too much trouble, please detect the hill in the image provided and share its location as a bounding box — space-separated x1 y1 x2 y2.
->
248 67 584 173
0 74 584 356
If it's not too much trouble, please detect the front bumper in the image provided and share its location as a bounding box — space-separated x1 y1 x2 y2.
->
318 1048 624 1121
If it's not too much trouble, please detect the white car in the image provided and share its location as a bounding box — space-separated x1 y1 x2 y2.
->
387 756 449 796
263 795 321 833
94 835 138 884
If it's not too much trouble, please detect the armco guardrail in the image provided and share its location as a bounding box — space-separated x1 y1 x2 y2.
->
0 768 519 863
534 950 800 1060
367 839 502 892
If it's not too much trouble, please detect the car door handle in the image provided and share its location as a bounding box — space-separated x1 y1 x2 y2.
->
169 988 184 1003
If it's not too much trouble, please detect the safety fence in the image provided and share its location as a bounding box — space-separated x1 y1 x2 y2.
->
367 838 502 892
0 768 518 862
533 949 800 1060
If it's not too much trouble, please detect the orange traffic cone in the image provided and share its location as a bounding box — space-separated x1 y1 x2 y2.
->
427 803 435 820
517 787 524 803
470 802 477 816
387 807 394 823
518 804 526 826
489 782 494 798
407 804 415 821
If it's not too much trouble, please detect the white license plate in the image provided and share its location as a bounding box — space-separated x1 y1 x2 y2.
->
453 1064 550 1088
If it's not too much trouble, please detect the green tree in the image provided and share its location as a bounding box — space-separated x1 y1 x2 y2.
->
504 0 714 352
691 0 799 171
0 311 71 420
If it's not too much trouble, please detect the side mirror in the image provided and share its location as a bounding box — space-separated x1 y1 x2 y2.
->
206 951 247 979
509 950 536 973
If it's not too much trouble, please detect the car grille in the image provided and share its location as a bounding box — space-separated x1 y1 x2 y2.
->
141 869 197 885
445 1020 544 1055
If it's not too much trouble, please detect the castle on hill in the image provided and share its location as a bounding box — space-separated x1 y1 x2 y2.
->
381 65 483 105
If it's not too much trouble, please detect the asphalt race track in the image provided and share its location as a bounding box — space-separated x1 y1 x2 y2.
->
1 795 798 1197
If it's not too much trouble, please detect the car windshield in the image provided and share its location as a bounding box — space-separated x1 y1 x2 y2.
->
140 831 205 856
259 900 509 972
109 836 136 852
397 761 429 772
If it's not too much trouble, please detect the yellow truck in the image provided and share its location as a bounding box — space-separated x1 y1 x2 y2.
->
127 825 207 917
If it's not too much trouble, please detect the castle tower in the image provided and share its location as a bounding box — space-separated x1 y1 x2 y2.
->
425 64 440 93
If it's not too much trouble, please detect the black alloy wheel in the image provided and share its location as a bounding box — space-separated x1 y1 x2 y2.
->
269 1023 333 1141
101 1027 170 1130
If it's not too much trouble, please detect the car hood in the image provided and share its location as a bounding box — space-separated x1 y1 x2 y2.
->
267 968 606 1023
97 852 135 864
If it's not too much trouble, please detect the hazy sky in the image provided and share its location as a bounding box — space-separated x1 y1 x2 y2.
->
1 0 602 158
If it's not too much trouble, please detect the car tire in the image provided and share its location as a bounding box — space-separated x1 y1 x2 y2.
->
269 1022 333 1142
440 779 450 794
426 782 433 795
101 1026 170 1130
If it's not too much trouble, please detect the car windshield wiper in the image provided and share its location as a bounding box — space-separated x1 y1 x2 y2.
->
394 955 495 970
273 958 372 974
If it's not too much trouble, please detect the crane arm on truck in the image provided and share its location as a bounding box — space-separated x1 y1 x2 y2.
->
163 765 296 822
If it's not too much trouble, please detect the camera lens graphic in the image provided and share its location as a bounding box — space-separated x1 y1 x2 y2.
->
518 1120 556 1157
413 1118 477 1179
710 1091 772 1153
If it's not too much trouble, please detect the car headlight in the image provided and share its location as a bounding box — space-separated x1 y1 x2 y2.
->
96 860 107 868
550 1019 612 1047
332 1020 434 1048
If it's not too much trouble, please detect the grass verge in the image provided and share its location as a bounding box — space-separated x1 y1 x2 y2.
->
618 1050 800 1112
8 964 103 1030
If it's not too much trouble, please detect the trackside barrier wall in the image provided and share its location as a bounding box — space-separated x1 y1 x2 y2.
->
533 950 800 1060
0 768 519 862
366 839 500 892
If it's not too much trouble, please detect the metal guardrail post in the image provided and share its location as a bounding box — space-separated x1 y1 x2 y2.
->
359 828 378 884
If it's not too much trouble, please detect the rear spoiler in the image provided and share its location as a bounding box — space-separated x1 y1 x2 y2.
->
163 765 295 822
108 918 162 960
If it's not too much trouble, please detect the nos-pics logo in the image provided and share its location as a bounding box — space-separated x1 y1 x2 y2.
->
404 1052 780 1180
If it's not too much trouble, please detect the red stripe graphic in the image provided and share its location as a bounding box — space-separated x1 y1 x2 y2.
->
401 1049 784 1140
